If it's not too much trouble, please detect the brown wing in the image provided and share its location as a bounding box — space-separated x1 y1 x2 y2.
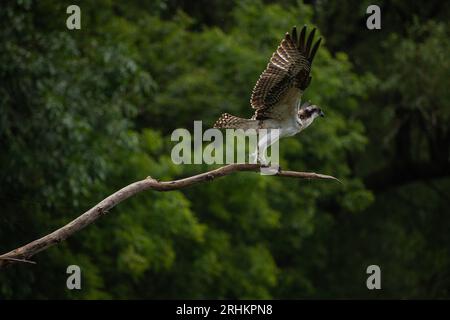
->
250 26 321 120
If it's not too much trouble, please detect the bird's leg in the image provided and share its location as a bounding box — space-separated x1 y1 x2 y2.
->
258 155 269 167
257 131 281 175
251 131 259 164
256 131 268 165
249 128 261 164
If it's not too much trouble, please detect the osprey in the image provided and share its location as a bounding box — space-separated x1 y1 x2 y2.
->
214 26 324 163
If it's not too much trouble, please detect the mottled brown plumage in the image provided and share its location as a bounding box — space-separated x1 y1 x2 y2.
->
213 113 257 129
250 25 321 121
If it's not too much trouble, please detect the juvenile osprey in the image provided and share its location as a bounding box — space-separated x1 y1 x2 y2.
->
214 26 324 161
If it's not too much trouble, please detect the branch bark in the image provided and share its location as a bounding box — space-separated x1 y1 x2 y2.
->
0 164 339 269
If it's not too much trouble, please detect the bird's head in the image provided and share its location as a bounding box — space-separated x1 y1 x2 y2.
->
297 102 324 127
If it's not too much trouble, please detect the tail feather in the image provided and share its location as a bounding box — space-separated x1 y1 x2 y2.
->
214 113 257 129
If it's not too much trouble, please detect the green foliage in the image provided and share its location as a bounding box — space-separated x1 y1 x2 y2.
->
1 0 448 299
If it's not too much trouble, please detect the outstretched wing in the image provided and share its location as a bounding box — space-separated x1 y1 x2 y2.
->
250 26 321 120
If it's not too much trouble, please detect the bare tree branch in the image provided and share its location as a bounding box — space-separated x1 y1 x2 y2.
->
0 164 339 269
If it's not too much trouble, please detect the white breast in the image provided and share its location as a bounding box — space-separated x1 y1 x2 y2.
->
280 118 301 137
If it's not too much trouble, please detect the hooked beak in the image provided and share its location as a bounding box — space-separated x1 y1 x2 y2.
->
319 110 325 117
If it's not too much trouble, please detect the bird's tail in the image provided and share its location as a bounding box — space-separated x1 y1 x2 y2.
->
213 113 258 130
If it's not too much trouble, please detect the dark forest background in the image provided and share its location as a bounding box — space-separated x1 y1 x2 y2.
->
0 0 449 299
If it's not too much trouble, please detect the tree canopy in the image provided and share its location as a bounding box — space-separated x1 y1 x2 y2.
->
0 0 449 298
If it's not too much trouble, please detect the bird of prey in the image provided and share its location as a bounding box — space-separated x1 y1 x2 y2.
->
214 25 324 163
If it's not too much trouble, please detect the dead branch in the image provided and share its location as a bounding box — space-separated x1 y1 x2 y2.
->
0 164 339 269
